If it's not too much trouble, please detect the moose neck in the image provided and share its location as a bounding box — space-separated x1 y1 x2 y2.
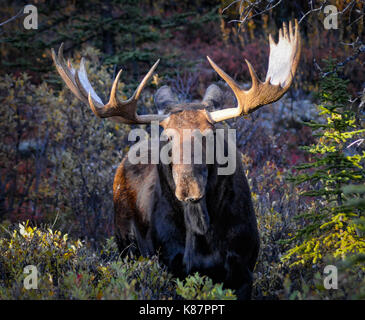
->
157 158 237 274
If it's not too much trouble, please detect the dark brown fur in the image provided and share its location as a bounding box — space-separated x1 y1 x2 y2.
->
114 105 259 299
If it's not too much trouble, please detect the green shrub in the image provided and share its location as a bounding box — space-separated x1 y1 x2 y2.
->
175 273 236 300
0 222 237 300
0 48 134 241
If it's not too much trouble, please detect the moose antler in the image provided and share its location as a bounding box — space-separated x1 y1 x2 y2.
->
51 43 168 124
207 20 301 123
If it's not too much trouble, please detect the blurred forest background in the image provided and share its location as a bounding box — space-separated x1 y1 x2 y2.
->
0 0 364 299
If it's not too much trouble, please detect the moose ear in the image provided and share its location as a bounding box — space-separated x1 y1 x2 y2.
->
202 84 224 110
154 85 178 113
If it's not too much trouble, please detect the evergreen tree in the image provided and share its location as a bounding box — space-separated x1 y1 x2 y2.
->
0 0 219 80
283 59 365 266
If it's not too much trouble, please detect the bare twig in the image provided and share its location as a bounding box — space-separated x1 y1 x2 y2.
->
224 0 364 27
299 0 364 25
347 139 364 148
314 43 365 78
222 0 241 14
224 0 283 27
298 0 327 24
0 8 25 27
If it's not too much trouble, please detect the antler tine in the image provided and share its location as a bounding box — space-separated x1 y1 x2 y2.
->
52 44 167 124
207 19 301 123
87 59 167 123
51 43 87 104
206 56 241 95
107 59 160 108
109 69 124 106
74 57 104 108
132 59 160 101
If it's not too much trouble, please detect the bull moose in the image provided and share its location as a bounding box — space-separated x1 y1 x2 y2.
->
52 20 301 299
